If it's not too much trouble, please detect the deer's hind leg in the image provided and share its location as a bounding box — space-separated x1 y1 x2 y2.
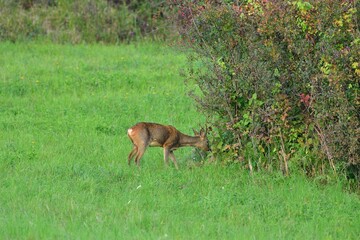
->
134 144 147 167
127 126 150 167
128 146 137 165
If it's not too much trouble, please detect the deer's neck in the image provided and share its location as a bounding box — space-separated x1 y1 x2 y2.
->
179 133 200 147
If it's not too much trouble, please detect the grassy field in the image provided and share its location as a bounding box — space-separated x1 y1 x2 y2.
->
0 42 359 239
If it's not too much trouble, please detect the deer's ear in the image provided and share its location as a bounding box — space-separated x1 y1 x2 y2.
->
193 128 199 136
199 128 206 137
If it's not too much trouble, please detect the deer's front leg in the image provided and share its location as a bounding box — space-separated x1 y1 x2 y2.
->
163 147 170 167
169 151 179 170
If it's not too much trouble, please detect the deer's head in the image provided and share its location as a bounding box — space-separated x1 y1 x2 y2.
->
193 128 210 152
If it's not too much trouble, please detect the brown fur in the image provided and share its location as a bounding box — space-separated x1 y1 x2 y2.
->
127 122 209 169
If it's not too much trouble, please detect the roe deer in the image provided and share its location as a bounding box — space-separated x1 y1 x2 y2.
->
127 122 209 169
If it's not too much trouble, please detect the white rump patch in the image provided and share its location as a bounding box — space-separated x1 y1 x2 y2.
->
127 128 133 135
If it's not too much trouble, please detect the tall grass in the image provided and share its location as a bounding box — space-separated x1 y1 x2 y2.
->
0 42 359 239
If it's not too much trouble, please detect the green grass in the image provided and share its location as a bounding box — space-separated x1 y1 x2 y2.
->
0 42 359 239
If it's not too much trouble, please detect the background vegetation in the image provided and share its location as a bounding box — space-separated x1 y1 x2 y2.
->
0 42 359 239
0 0 175 43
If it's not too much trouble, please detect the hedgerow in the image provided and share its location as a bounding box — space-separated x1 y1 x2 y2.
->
0 0 175 43
175 0 359 181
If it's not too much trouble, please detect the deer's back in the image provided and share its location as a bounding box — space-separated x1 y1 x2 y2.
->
128 122 179 147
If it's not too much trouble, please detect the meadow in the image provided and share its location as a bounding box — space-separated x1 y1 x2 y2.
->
0 42 359 239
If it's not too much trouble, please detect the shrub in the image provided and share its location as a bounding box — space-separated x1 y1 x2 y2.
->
175 0 359 179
